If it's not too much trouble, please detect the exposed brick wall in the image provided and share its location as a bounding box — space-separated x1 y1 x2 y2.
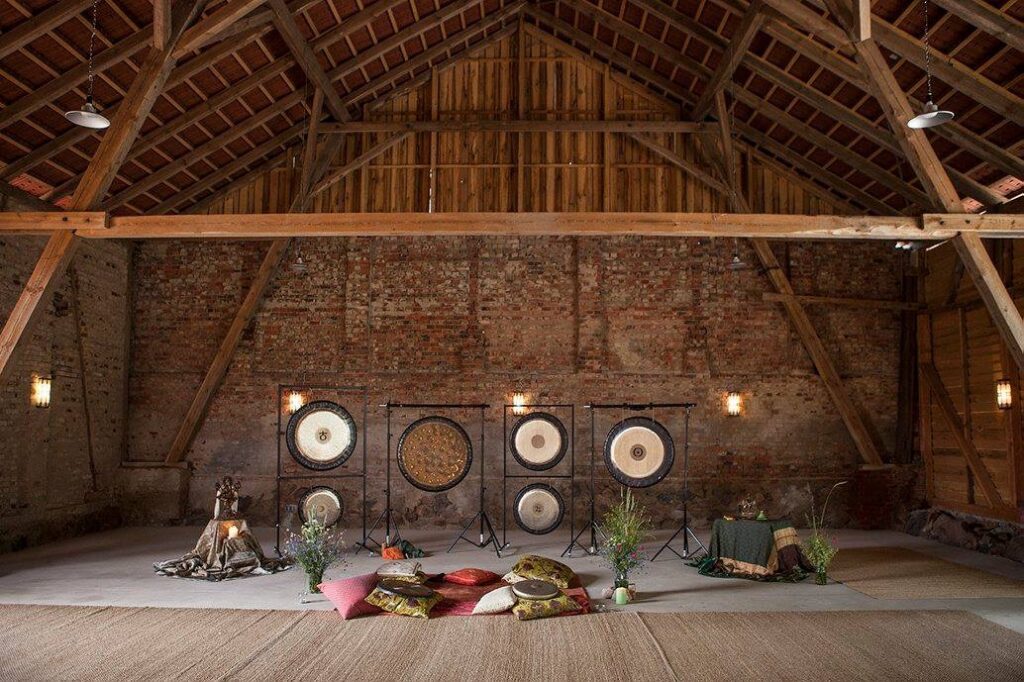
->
0 236 129 552
127 235 917 533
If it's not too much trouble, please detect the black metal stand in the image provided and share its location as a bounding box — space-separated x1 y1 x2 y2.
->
364 403 401 553
447 405 502 556
652 405 707 560
275 385 370 556
499 403 576 558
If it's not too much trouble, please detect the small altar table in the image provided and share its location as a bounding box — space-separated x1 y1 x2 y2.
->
703 518 813 578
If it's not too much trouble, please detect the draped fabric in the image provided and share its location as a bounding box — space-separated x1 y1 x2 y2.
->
698 518 813 580
154 519 292 581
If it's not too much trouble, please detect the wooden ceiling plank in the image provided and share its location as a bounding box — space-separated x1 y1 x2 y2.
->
0 0 95 61
931 0 1024 54
691 0 765 120
309 131 413 197
266 0 349 120
0 0 207 381
627 133 731 194
320 120 706 133
173 0 270 58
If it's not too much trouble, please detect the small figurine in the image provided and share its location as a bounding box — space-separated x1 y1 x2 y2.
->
214 476 241 520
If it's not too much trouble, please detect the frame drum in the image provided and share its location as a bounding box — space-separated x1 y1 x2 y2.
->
298 485 343 527
513 483 565 535
603 417 675 488
286 401 357 470
510 412 567 471
397 416 473 492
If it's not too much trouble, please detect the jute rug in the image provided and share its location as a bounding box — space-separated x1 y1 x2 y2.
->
2 605 1023 681
829 547 1024 600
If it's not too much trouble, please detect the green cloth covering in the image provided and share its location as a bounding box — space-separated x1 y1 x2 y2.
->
693 518 809 582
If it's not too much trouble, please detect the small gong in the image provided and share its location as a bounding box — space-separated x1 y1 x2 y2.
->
377 579 436 599
511 579 560 601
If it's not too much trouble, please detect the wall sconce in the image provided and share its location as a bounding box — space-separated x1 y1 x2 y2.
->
725 391 742 417
511 392 527 416
996 379 1012 411
287 390 306 414
31 374 52 408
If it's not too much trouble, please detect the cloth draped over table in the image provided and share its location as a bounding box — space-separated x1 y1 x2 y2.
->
695 518 813 581
154 519 291 581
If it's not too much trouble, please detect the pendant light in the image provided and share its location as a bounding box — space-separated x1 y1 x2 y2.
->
65 0 110 129
907 0 953 129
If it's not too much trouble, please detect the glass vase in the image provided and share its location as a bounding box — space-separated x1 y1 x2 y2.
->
307 570 324 594
614 569 630 589
815 565 827 586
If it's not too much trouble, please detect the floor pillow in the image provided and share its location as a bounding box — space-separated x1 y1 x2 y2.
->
319 573 382 620
365 586 442 619
507 555 575 589
511 593 580 621
444 568 500 586
471 586 517 615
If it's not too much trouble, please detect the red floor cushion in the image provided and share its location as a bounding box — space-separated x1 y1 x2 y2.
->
320 573 382 620
444 568 500 586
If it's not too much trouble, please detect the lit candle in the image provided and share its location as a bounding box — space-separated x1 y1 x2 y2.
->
227 525 239 539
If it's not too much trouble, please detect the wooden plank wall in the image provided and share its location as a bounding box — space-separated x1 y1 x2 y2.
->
201 29 844 216
920 240 1024 522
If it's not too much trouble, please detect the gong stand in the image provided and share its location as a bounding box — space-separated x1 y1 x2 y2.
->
501 403 576 557
574 402 698 557
364 402 402 553
651 403 708 561
275 384 370 555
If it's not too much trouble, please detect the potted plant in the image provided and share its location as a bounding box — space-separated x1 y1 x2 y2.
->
599 487 651 602
285 517 345 596
803 481 847 585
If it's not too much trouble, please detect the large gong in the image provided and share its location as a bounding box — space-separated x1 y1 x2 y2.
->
510 412 568 471
286 401 357 470
603 416 675 488
397 416 473 492
298 485 343 527
513 483 565 535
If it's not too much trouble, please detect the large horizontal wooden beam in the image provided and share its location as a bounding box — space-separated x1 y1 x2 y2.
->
320 120 706 133
0 212 106 233
33 212 1016 240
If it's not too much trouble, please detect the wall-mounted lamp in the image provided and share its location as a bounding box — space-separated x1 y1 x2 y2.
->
725 391 742 417
31 374 52 408
996 379 1012 411
511 392 527 416
287 390 306 414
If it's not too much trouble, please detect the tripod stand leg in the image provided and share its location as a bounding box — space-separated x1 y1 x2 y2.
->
652 524 687 560
447 512 481 553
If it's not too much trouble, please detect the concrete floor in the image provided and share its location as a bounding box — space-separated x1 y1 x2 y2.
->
2 525 1023 634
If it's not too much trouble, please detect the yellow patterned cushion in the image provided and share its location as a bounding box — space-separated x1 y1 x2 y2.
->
364 586 441 618
508 555 575 589
511 594 579 621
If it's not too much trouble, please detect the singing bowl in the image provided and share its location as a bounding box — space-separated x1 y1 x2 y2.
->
513 483 565 535
298 485 343 527
510 412 568 471
286 400 357 470
397 416 473 492
603 416 675 488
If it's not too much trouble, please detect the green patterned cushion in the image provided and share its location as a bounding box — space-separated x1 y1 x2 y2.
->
508 555 575 589
511 594 579 621
364 586 441 618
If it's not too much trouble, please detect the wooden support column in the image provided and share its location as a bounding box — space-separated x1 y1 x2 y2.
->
953 233 1024 372
920 363 1007 509
0 0 205 383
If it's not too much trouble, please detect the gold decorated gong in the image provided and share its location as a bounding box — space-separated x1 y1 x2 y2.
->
397 416 473 492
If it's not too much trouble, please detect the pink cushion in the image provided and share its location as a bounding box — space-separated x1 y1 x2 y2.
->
443 568 500 586
320 573 382 620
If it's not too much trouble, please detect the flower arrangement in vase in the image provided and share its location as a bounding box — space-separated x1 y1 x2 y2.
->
285 517 345 596
803 481 847 585
599 487 651 603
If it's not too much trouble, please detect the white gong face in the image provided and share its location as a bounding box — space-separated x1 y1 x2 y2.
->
608 425 666 480
513 417 564 467
516 487 561 533
301 488 342 526
295 409 353 463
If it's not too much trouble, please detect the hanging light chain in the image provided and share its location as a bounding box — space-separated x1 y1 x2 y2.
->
922 0 935 102
87 0 100 100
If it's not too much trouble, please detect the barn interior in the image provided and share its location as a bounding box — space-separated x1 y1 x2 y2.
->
1 0 1023 679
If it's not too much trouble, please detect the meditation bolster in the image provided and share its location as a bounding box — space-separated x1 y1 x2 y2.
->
319 573 382 620
444 568 500 586
506 555 575 589
511 593 580 621
471 586 517 615
364 586 442 619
